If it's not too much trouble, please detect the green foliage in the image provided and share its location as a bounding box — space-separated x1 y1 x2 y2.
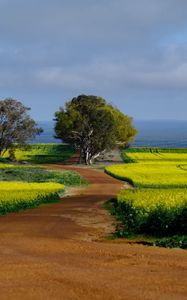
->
0 98 42 156
122 152 136 163
0 164 85 186
153 235 187 249
54 94 137 164
3 143 74 164
105 105 137 148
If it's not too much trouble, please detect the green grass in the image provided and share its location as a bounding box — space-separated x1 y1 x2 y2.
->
3 143 75 164
0 164 85 186
105 148 187 248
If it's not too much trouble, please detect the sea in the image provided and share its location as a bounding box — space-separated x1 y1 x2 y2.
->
33 120 187 148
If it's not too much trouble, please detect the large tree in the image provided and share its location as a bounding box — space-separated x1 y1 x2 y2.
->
54 95 137 164
0 98 42 158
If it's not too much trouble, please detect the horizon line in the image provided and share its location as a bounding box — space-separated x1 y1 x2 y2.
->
36 119 187 123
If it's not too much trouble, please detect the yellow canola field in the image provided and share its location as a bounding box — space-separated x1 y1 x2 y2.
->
0 164 23 168
0 182 64 190
106 150 187 236
106 163 187 188
0 182 64 215
123 152 187 164
0 163 38 169
118 188 187 212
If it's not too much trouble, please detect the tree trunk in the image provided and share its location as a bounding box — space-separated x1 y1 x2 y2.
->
0 146 3 157
85 150 89 165
79 148 84 164
83 148 93 165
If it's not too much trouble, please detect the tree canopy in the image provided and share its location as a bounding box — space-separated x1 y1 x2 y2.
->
0 98 42 158
54 95 137 164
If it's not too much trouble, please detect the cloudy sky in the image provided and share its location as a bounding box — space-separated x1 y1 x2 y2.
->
0 0 187 121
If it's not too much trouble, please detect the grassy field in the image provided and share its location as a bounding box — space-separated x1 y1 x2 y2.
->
0 164 85 186
105 148 187 248
3 143 74 164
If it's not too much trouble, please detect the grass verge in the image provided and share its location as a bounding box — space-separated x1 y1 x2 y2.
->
0 164 86 186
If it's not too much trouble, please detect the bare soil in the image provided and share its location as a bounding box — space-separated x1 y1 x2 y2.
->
0 165 186 300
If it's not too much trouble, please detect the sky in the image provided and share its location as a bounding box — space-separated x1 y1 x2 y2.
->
0 0 187 121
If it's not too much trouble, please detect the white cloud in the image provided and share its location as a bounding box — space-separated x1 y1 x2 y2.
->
0 0 187 119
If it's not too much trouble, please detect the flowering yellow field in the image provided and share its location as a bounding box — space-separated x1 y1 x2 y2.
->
116 188 187 236
118 188 187 211
124 152 187 163
105 149 187 237
0 182 64 215
106 163 187 187
0 181 64 191
0 163 36 168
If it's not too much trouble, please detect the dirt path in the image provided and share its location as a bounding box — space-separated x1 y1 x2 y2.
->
0 166 186 300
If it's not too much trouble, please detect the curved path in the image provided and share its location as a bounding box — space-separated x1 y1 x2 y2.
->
0 165 186 300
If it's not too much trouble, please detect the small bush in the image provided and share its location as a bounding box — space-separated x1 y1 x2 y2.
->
154 235 187 249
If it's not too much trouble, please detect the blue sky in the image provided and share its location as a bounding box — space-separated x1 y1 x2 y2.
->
0 0 187 121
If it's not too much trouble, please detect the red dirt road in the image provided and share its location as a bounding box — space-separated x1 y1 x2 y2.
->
0 166 186 300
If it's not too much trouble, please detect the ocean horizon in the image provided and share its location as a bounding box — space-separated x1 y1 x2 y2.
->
33 120 187 148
